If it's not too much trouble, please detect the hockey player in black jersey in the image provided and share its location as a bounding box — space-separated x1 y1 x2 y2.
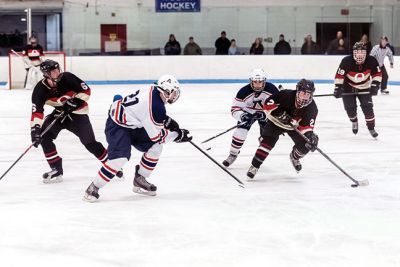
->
247 79 319 179
30 59 108 183
334 42 382 138
222 68 279 167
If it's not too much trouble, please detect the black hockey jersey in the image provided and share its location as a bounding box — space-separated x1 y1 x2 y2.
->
22 44 44 62
263 89 318 134
231 83 279 121
334 55 382 91
31 72 91 127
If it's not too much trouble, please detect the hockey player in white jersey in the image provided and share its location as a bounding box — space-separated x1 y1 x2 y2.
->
222 68 279 167
83 75 192 202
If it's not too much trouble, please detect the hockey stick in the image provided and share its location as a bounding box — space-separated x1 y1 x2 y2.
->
0 111 65 181
201 124 240 144
293 128 369 187
314 92 370 97
189 141 245 188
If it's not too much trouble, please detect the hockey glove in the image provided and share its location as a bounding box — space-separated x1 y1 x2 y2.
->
274 110 292 125
174 129 192 143
333 85 343 98
253 111 267 122
164 116 180 132
304 131 319 152
370 81 380 96
240 112 255 128
62 98 85 114
31 125 42 148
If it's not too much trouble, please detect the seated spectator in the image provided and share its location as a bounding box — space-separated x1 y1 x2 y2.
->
250 37 264 55
215 31 231 55
183 36 202 55
360 34 372 55
301 34 320 55
164 34 181 55
326 31 348 55
228 39 240 55
274 34 291 55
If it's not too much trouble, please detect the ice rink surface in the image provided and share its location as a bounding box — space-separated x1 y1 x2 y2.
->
0 83 399 267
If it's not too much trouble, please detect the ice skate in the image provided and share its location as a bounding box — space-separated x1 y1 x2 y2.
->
42 168 63 184
352 121 358 134
83 182 100 202
133 165 157 196
369 129 379 139
381 89 389 95
290 153 302 173
222 153 238 167
247 165 259 180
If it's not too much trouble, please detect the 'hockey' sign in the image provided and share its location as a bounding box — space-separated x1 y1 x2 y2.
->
156 0 201 12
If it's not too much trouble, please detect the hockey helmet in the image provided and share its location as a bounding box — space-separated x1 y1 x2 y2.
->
156 74 180 104
353 42 367 65
295 79 315 108
40 59 61 82
249 68 267 92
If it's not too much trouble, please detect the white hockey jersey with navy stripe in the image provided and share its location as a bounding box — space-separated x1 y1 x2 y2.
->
109 86 177 143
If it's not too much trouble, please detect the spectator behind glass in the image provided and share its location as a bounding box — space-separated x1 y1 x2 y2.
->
164 34 181 55
249 37 264 55
332 38 348 55
360 34 372 55
228 39 240 55
215 31 231 55
183 36 202 55
326 31 348 55
301 34 320 55
274 34 291 55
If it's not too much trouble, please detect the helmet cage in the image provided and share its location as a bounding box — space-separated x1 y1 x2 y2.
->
353 49 366 65
156 75 180 104
249 69 267 92
295 79 315 108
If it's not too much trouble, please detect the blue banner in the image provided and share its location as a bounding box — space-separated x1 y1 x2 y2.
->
156 0 201 12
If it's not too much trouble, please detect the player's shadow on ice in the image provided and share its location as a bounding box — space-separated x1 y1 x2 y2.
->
246 175 302 184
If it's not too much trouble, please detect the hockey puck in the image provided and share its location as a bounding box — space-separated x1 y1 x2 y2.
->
351 184 358 188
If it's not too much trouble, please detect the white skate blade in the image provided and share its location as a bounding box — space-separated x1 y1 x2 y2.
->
83 194 98 203
132 186 156 196
43 175 63 184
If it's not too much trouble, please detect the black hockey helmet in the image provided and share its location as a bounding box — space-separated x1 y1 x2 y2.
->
295 79 315 108
353 42 367 64
40 59 60 81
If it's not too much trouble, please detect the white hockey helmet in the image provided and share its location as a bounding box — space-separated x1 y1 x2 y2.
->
156 74 180 104
249 68 267 92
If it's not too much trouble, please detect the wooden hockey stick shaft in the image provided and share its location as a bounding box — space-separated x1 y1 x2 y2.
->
0 112 65 181
189 141 245 187
293 128 368 186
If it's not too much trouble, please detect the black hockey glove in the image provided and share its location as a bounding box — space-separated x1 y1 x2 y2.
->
31 125 42 148
62 98 84 114
164 116 180 132
174 129 192 143
253 111 267 122
304 131 319 152
240 112 255 128
370 81 380 96
274 110 292 125
333 85 343 98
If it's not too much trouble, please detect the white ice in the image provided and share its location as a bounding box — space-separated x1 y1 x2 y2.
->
0 84 399 267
